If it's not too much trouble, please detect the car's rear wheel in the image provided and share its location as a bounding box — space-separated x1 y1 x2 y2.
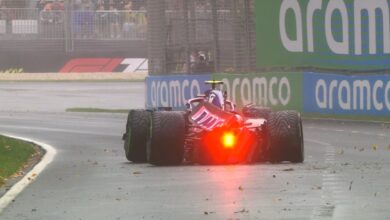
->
267 111 304 163
123 109 151 163
148 111 185 165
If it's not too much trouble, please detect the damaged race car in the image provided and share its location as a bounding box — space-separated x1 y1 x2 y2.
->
123 80 304 165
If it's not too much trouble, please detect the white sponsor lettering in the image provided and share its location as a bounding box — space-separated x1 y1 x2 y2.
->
338 80 351 110
190 80 201 99
150 79 202 107
325 0 349 54
329 80 338 109
279 77 291 106
269 77 278 105
160 81 169 107
354 0 390 55
315 78 390 111
169 80 181 107
386 81 390 110
181 80 190 104
223 76 291 106
373 80 383 110
252 77 267 106
353 80 371 110
307 0 322 52
280 0 303 52
232 78 241 103
316 79 327 108
280 0 390 55
241 78 252 105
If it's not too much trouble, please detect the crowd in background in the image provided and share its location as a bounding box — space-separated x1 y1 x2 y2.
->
34 0 145 12
33 0 147 39
0 0 220 40
0 0 26 8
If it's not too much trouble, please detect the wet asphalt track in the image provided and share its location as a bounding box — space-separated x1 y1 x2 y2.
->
0 82 389 220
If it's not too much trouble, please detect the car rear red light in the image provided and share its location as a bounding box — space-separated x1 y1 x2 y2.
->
199 127 254 163
221 132 236 149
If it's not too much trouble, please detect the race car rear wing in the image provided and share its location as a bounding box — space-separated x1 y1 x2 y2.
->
189 102 235 131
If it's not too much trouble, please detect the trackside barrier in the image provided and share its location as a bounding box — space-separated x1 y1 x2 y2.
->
304 73 390 117
145 72 390 119
255 0 390 71
145 74 211 110
213 72 303 111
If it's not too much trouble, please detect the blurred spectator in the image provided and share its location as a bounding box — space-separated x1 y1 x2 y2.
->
51 0 64 10
113 0 125 10
40 0 64 24
190 51 198 71
131 0 145 10
0 3 6 20
1 0 25 8
2 0 147 39
73 0 82 10
189 50 212 73
196 0 210 10
103 0 110 10
36 0 46 11
94 0 105 10
95 4 109 38
81 0 94 10
122 1 134 35
108 4 120 38
123 0 132 10
195 52 210 73
73 2 94 38
0 3 8 35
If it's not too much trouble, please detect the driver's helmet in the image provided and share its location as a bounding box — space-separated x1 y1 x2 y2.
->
204 80 225 109
207 90 224 109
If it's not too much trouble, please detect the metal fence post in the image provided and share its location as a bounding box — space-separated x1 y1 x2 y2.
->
147 0 167 75
244 0 256 71
64 0 73 52
211 0 220 73
232 0 240 71
183 0 191 74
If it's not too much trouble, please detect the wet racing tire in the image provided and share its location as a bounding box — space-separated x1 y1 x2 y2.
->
148 111 185 166
267 111 304 163
123 109 150 163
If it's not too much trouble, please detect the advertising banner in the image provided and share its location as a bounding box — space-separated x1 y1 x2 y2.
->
59 58 148 73
0 47 147 73
256 0 390 70
145 74 212 109
213 72 303 111
0 57 148 73
304 72 390 116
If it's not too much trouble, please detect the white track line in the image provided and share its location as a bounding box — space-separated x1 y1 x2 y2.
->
0 134 56 213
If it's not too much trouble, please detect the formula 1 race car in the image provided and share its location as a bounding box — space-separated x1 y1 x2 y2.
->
123 80 304 165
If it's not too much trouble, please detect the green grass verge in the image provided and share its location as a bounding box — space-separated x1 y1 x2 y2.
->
0 135 36 186
66 108 129 114
302 113 390 122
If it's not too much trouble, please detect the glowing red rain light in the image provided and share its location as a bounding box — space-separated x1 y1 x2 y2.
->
221 132 236 149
